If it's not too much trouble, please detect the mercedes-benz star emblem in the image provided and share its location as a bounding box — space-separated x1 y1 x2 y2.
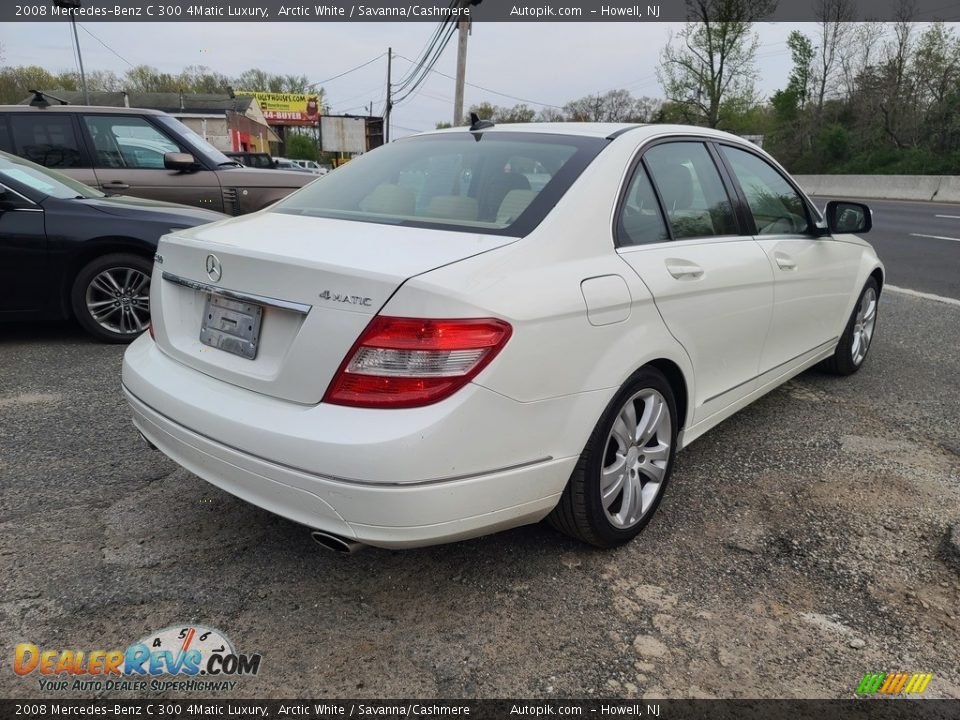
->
205 254 222 283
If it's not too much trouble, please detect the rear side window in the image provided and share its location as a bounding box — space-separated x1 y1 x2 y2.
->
273 132 606 237
617 163 669 246
9 114 84 168
720 145 811 235
0 115 11 153
82 115 180 169
644 142 737 239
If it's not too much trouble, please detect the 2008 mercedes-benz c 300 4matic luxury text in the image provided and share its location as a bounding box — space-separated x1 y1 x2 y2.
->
122 122 882 551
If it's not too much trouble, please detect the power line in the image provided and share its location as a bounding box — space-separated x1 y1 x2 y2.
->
307 53 387 89
393 53 563 109
391 21 458 104
78 23 134 68
327 85 384 109
392 0 458 93
393 9 455 90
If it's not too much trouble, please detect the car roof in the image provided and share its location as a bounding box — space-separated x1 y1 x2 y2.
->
0 104 167 116
419 122 751 145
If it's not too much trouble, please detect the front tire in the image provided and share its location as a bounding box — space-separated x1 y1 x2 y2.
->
71 253 152 343
549 367 678 547
822 277 879 376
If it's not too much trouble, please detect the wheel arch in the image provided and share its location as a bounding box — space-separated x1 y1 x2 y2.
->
62 237 156 315
642 358 690 432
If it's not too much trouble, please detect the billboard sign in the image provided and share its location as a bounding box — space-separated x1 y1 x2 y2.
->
236 91 320 126
320 116 366 154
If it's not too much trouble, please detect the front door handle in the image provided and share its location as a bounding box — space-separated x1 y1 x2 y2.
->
665 259 704 280
101 181 130 190
775 252 797 271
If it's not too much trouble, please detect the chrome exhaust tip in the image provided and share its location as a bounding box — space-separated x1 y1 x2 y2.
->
311 530 365 554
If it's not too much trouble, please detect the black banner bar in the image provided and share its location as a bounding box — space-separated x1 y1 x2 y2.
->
3 699 959 720
3 0 960 23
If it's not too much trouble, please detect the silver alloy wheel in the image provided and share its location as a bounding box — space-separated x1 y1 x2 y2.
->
850 286 877 366
85 267 151 336
601 388 672 530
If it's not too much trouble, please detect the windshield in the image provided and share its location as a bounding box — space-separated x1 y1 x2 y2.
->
0 151 104 199
154 115 237 167
272 132 607 236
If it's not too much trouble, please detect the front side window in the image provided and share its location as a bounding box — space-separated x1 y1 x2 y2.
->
154 115 235 167
721 145 811 235
9 114 84 168
616 163 669 246
644 142 738 240
82 115 180 169
273 132 606 236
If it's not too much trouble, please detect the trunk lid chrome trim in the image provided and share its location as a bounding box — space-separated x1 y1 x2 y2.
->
162 271 312 315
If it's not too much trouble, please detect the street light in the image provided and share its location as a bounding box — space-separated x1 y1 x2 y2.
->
54 0 89 104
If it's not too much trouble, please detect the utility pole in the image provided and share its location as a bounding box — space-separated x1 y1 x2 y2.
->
56 0 89 104
453 0 471 126
384 48 392 143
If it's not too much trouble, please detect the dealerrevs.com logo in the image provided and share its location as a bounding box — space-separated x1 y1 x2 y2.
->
14 625 262 693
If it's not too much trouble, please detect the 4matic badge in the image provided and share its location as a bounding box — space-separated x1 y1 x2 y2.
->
319 290 372 307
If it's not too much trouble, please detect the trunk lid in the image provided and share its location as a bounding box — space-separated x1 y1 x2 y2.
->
152 211 515 404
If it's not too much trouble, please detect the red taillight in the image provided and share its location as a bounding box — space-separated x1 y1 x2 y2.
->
323 316 513 409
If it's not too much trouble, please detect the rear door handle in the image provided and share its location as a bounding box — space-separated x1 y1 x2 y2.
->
665 260 704 280
774 252 797 271
101 181 130 190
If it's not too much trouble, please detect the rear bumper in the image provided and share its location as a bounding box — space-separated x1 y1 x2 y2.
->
126 387 572 548
121 337 606 548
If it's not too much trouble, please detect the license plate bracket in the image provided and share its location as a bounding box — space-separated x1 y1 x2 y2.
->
199 293 263 360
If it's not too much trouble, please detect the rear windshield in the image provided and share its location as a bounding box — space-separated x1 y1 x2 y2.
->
272 132 607 236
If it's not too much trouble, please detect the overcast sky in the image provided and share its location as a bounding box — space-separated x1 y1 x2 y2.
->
0 21 918 136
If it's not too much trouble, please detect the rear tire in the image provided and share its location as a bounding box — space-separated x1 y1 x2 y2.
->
71 253 152 343
821 277 879 376
549 367 678 547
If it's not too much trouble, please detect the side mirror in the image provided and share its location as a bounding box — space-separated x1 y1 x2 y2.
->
164 152 198 172
825 200 872 235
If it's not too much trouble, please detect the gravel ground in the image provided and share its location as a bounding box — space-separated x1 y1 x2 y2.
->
1 290 958 700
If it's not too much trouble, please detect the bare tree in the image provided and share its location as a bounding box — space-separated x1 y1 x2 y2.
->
838 22 886 100
813 0 855 126
657 0 775 128
879 0 918 148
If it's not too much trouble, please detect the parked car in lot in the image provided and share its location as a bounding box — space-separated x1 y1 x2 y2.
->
122 122 882 551
224 151 277 169
272 157 313 173
0 150 225 342
291 159 328 176
0 101 312 214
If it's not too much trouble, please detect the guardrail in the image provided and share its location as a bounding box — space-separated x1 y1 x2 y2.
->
793 175 960 203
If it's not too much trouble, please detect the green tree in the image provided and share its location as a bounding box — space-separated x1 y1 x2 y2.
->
285 132 319 161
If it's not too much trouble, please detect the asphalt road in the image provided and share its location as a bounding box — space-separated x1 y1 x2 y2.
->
1 290 958 700
812 196 960 300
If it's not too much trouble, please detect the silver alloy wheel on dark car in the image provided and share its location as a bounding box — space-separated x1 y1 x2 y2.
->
601 388 672 529
84 267 151 336
71 253 154 343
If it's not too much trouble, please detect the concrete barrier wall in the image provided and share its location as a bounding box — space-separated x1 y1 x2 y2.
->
792 175 960 203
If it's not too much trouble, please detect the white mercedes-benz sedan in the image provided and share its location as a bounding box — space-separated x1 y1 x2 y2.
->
122 122 883 551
